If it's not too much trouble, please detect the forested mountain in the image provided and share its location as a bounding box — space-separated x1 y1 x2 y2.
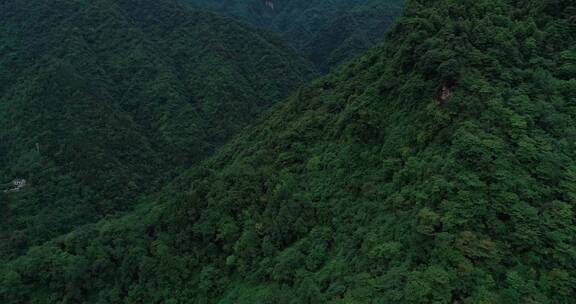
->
185 0 405 72
0 0 314 259
2 0 576 303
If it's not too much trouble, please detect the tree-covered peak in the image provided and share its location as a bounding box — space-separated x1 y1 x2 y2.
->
0 0 315 259
184 0 406 71
1 0 575 303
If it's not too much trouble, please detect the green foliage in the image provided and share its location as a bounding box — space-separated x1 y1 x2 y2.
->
0 0 314 259
185 0 405 72
2 0 576 303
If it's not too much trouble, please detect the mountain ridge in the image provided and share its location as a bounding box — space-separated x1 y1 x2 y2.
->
0 0 315 259
184 0 405 71
1 0 576 303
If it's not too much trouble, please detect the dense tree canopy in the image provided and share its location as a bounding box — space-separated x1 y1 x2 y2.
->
0 0 315 259
1 0 576 303
185 0 405 72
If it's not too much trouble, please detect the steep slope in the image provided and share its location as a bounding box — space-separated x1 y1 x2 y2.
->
0 0 315 259
2 0 576 303
186 0 405 72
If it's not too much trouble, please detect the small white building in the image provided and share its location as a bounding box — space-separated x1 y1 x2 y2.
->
13 179 26 187
3 178 27 193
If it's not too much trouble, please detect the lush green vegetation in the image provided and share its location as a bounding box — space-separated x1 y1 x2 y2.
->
0 0 315 259
185 0 405 72
2 0 576 303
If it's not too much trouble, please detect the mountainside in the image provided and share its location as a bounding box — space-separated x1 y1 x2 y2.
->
0 0 314 259
185 0 405 72
2 0 576 303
